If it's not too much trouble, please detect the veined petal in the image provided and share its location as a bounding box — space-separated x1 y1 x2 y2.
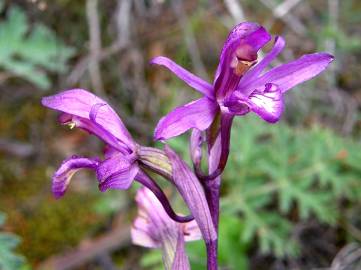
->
154 97 218 141
59 113 129 154
214 22 271 98
103 145 119 159
248 83 284 123
150 56 213 98
131 187 197 270
132 186 171 249
253 52 334 93
52 156 99 199
42 89 134 149
171 231 190 270
96 154 138 191
131 210 161 248
165 146 217 243
183 219 202 242
238 36 286 93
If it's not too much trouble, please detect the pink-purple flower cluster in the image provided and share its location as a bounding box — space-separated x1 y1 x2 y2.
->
42 22 333 270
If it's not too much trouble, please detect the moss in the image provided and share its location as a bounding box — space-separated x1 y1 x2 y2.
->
14 194 103 264
0 161 106 265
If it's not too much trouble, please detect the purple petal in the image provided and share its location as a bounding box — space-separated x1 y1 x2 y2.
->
248 83 284 123
59 113 129 154
103 145 119 159
131 216 160 248
252 52 334 93
131 187 165 248
238 36 286 93
165 146 217 244
42 89 134 150
214 22 271 98
171 231 191 270
154 97 218 141
96 154 138 191
183 220 202 242
150 56 213 98
52 156 99 199
131 187 200 252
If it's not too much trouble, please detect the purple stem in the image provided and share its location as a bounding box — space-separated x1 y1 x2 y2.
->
135 170 194 223
204 176 221 270
202 113 233 270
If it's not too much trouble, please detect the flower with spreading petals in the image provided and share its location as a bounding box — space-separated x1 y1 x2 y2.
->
42 89 139 198
132 187 201 270
152 22 334 141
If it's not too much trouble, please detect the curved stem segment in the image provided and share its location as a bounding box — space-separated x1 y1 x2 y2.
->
195 113 234 181
135 170 194 223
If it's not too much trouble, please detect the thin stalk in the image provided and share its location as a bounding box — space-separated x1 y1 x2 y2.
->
135 170 194 223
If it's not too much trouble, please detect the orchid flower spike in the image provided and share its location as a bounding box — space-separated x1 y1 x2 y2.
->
132 187 201 270
151 22 334 141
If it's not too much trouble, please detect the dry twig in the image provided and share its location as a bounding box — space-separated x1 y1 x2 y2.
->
171 0 209 80
86 0 105 95
38 223 131 270
259 0 306 35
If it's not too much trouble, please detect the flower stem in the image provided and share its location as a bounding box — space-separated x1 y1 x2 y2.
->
206 239 218 270
204 177 220 270
135 170 194 223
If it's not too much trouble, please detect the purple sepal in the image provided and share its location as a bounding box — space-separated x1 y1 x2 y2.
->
131 187 200 269
154 97 218 141
96 154 139 192
52 156 99 199
150 56 213 98
249 52 335 93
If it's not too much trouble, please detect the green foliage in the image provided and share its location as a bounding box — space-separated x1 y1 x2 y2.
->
0 2 75 90
0 212 27 270
221 116 361 257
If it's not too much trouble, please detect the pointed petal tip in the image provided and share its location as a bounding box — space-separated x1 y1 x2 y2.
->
41 96 49 107
149 56 165 65
327 53 335 62
98 183 108 192
52 191 64 200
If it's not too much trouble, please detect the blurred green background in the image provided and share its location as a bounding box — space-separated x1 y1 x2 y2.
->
0 0 360 269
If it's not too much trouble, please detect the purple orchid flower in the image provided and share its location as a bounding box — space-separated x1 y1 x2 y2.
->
42 89 139 198
42 89 194 225
151 22 334 141
132 187 201 270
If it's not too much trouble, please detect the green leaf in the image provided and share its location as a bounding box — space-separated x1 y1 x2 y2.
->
0 4 75 90
0 212 28 270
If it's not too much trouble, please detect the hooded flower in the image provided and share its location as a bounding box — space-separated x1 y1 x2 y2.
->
132 187 201 270
152 22 334 141
42 89 139 198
